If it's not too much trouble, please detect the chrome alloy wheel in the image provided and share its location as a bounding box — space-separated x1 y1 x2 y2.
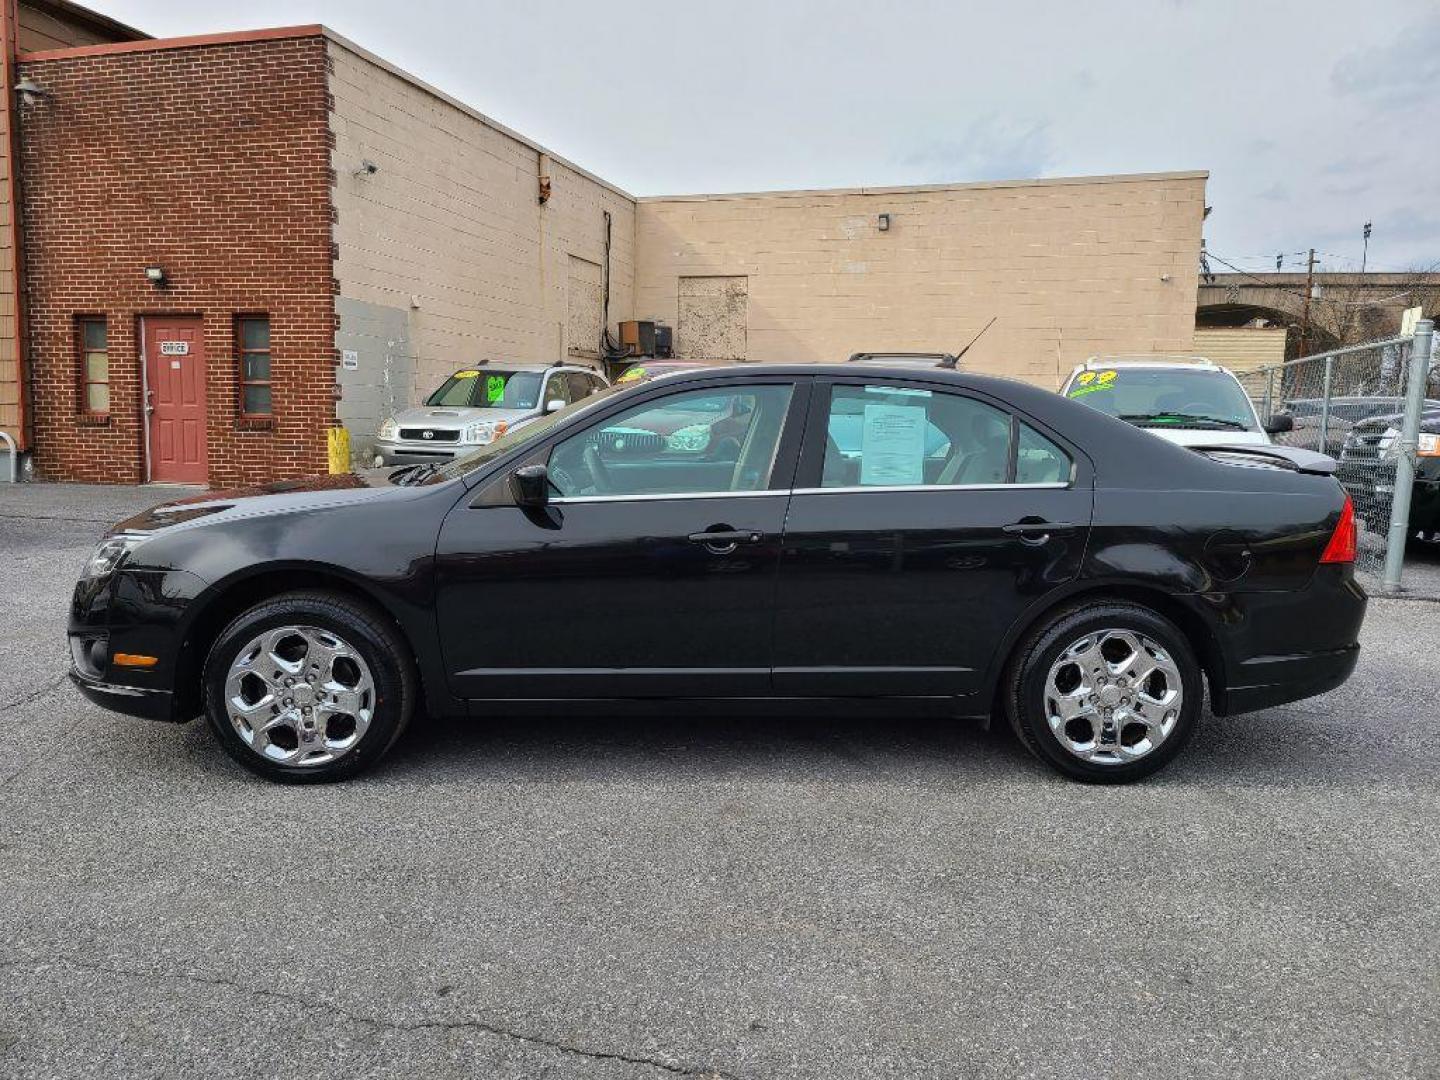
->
1044 629 1183 765
222 625 376 767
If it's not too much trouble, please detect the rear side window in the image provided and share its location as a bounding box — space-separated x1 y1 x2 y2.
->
821 384 1071 488
1016 422 1071 484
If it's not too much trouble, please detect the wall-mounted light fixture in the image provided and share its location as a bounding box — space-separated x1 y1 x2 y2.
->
13 76 49 107
877 213 891 232
354 159 378 178
144 265 169 288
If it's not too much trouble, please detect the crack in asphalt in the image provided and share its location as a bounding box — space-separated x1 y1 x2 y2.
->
5 958 743 1079
0 672 68 715
0 512 119 525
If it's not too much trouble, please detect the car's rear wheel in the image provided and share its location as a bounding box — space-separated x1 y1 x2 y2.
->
202 590 415 783
1005 602 1201 783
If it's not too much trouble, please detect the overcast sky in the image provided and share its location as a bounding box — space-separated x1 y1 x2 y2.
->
91 0 1440 274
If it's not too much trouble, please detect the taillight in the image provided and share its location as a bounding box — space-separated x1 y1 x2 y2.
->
1319 495 1356 564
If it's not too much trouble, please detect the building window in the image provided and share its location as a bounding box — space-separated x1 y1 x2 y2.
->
77 317 108 414
237 316 271 416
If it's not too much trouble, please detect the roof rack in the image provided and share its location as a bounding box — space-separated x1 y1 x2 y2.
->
1081 355 1215 367
847 351 960 369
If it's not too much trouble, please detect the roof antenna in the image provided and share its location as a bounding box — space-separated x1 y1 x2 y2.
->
940 316 997 369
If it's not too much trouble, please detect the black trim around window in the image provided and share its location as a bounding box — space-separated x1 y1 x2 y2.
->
794 375 1081 491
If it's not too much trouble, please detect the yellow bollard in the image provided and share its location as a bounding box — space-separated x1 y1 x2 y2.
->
327 426 351 474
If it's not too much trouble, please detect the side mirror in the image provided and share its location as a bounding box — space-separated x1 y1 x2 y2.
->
545 398 566 414
509 464 550 508
1265 413 1295 435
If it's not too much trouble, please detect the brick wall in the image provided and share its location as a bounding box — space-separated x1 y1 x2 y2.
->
17 33 334 485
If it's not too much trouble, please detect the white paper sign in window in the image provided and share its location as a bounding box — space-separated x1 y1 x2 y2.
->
860 401 927 486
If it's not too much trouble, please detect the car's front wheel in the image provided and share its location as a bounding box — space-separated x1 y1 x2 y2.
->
1005 601 1202 783
202 590 415 783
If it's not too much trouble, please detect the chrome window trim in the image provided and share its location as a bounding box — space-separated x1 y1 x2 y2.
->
549 489 785 505
548 481 1071 504
791 482 1072 495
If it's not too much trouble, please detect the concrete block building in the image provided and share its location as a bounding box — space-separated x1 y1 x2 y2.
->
0 2 1206 486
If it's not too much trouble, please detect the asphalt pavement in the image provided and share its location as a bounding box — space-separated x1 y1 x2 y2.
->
1 482 1437 1080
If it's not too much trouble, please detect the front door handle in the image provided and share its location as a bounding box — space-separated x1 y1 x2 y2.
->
1002 520 1075 545
687 528 763 554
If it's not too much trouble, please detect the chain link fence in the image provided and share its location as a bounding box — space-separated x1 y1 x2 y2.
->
1235 322 1440 594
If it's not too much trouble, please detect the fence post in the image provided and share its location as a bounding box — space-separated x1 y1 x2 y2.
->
1262 368 1274 420
1382 318 1435 590
1318 356 1333 450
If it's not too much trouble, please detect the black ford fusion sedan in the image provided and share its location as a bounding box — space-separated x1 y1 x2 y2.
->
70 364 1366 784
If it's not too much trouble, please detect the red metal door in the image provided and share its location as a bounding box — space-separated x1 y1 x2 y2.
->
144 318 208 483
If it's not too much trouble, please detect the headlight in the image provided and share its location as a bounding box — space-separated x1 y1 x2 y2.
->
462 420 509 445
666 424 712 453
377 418 399 440
83 535 142 579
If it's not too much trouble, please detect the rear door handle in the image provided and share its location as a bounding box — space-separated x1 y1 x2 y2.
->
1002 521 1075 534
687 528 763 554
1002 521 1075 545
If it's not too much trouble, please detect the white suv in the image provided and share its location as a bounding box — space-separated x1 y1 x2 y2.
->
1058 357 1291 448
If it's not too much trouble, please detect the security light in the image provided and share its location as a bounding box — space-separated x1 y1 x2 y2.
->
13 76 48 106
144 266 168 287
877 213 891 232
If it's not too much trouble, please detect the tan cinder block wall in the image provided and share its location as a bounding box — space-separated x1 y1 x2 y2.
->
1194 326 1288 372
636 172 1206 387
328 35 635 411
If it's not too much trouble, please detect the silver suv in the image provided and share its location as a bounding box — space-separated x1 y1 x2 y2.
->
374 362 608 467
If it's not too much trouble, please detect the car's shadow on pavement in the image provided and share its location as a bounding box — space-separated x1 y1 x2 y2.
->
159 693 1408 791
369 710 1042 786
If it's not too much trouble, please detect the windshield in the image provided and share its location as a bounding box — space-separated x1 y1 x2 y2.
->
1066 367 1259 431
422 382 628 483
426 370 542 409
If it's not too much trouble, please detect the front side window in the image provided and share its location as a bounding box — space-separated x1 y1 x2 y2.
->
426 369 542 409
237 316 272 416
821 384 1071 488
541 374 573 409
77 317 108 414
1065 367 1258 432
549 384 794 498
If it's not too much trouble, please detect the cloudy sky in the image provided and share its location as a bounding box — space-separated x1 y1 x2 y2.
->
92 0 1439 274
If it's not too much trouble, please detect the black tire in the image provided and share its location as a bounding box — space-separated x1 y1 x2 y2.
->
202 590 416 783
1003 601 1202 784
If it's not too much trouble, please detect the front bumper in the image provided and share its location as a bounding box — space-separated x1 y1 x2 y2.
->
69 669 178 722
69 566 208 723
374 438 465 466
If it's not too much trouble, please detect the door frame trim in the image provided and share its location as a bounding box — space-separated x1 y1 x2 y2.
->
138 315 152 483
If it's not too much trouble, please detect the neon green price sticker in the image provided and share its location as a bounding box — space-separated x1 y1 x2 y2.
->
485 375 506 403
1069 370 1117 398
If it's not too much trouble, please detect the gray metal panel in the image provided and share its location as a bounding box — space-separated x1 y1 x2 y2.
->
335 298 413 465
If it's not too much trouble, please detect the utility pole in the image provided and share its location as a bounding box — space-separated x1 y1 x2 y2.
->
1362 221 1372 273
1298 247 1317 356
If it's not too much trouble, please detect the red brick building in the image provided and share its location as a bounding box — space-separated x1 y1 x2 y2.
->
0 6 637 486
18 28 336 485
